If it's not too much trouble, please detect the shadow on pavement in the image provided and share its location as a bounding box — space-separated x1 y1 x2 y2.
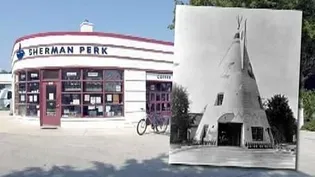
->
1 154 312 177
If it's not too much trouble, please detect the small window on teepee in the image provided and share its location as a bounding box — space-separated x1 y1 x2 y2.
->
215 93 224 106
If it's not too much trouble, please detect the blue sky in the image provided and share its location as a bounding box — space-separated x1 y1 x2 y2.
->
0 0 175 70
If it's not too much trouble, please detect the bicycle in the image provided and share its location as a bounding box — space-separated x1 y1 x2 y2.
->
136 108 169 135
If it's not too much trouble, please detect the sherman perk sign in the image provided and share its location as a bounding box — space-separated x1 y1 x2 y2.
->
16 43 108 60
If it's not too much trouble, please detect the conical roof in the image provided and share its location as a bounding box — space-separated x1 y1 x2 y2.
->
193 17 273 145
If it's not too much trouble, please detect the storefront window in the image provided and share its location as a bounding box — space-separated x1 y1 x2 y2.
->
19 72 26 82
27 104 39 117
83 93 103 105
61 93 81 117
104 70 124 117
62 69 81 80
27 71 39 81
104 82 122 92
104 70 123 80
62 106 81 117
62 81 81 92
62 94 81 105
15 68 124 118
84 81 102 92
84 69 103 80
27 82 39 93
14 71 40 117
146 81 172 116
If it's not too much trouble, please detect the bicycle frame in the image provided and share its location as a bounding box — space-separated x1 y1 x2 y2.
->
146 112 169 127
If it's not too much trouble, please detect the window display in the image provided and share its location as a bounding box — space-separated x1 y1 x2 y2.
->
27 82 39 93
105 93 123 104
19 72 26 81
84 69 103 80
104 70 123 80
83 105 104 117
104 82 122 92
62 81 81 92
83 94 102 105
62 94 81 105
62 106 81 117
104 104 123 117
146 81 172 116
84 81 102 92
62 69 81 80
27 71 39 81
26 104 39 117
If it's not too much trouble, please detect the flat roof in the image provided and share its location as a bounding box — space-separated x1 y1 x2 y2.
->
14 32 174 46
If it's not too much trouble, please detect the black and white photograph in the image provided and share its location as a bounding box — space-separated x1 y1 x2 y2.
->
169 5 302 169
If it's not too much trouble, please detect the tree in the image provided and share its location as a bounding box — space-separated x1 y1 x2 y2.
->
265 94 297 143
169 0 315 89
170 84 190 144
300 90 315 122
0 70 11 74
301 119 315 131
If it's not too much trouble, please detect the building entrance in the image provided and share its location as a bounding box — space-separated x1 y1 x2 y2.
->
146 82 172 117
218 123 242 146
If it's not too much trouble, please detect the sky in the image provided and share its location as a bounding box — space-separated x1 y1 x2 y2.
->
0 0 175 71
173 6 302 119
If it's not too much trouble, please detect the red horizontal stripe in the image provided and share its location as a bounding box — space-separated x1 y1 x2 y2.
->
13 66 173 74
14 32 174 46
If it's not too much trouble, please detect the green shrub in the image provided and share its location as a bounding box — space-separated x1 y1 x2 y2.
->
300 90 315 122
301 119 315 131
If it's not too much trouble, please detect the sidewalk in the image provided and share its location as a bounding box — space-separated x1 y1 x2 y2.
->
0 111 171 137
0 111 138 136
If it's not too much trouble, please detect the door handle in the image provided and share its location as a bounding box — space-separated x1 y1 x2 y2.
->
56 104 60 108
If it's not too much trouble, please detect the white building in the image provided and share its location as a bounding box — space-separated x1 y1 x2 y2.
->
0 73 12 89
11 21 173 127
194 18 273 148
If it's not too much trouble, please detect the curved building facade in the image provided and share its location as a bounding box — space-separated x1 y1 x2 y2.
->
11 21 173 127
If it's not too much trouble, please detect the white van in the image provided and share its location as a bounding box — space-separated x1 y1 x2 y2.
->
0 88 12 109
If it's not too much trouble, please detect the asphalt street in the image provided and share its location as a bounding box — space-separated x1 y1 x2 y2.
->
0 111 313 177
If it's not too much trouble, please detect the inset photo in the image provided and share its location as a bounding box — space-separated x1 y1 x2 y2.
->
169 5 302 169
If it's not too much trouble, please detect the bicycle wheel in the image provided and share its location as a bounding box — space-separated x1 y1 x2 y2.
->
156 117 169 133
136 119 147 135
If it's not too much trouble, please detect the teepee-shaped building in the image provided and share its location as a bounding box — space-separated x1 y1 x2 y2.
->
193 17 274 148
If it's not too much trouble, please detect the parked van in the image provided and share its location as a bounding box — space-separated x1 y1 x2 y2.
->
0 88 12 109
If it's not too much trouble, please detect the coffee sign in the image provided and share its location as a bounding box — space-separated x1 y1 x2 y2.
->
146 73 173 81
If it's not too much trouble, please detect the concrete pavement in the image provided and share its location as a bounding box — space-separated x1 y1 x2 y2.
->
169 146 296 169
0 111 313 177
298 130 315 176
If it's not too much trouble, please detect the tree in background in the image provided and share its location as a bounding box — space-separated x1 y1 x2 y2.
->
170 84 190 144
168 0 315 89
265 94 297 144
300 90 315 122
0 70 11 74
300 90 315 131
